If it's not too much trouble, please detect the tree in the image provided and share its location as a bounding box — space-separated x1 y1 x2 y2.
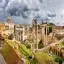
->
38 40 44 49
48 26 52 33
55 56 63 64
49 23 55 26
8 34 14 40
61 42 64 46
47 26 52 35
26 44 31 49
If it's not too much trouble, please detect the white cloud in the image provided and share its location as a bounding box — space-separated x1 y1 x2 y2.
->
0 0 64 25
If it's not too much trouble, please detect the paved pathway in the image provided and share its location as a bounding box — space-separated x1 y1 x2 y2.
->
35 38 64 51
0 53 6 64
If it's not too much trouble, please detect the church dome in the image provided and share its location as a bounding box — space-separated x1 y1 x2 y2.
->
7 17 12 23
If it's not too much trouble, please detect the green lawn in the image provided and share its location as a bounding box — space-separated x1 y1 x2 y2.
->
1 40 21 64
1 40 30 64
1 39 56 64
34 52 54 64
19 44 32 56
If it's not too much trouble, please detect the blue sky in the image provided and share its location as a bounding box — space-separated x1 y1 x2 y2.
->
0 0 64 25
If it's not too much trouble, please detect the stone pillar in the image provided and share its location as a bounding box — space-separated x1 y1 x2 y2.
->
41 26 45 38
31 44 32 50
27 26 29 37
22 26 25 41
45 26 48 44
41 25 45 45
42 24 48 45
36 24 38 51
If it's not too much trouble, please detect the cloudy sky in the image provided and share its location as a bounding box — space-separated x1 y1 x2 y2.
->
0 0 64 25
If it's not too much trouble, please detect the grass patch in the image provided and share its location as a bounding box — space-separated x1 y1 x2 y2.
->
1 40 29 64
19 44 32 57
1 43 21 64
34 52 54 64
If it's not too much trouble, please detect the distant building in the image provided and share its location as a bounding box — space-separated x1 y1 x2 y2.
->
2 18 14 36
0 23 5 33
14 24 27 41
53 26 64 35
41 22 54 45
5 17 14 30
7 17 12 23
41 23 48 45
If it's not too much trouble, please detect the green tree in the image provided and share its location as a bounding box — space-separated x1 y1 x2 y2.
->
38 40 44 49
61 42 64 46
47 26 52 35
8 34 14 40
49 26 52 33
55 56 63 64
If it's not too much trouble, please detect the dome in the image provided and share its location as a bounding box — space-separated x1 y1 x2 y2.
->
7 17 12 23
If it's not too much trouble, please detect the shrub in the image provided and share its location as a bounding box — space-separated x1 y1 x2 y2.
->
55 56 63 64
61 42 64 46
38 40 44 49
8 34 14 40
26 44 31 49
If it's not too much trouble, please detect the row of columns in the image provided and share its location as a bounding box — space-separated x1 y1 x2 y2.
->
41 24 49 45
49 46 64 58
32 23 53 51
14 25 25 41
